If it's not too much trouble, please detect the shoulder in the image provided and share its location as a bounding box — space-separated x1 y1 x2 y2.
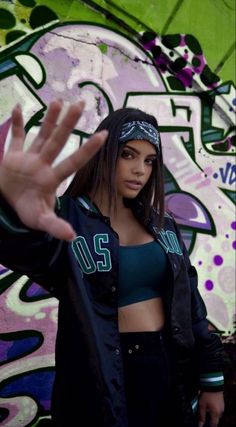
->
163 209 181 233
56 194 74 210
151 206 177 227
150 208 185 247
56 195 101 219
56 195 84 216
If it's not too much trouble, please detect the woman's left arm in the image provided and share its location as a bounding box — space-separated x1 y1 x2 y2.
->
172 218 226 427
189 266 225 427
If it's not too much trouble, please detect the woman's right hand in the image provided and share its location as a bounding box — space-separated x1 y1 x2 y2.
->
0 100 107 241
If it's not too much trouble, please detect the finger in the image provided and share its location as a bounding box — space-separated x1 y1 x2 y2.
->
54 130 108 182
37 212 76 241
29 100 63 153
9 104 25 151
209 413 220 427
41 101 85 164
198 407 206 427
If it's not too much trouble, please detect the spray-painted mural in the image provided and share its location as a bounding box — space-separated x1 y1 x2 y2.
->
0 1 235 426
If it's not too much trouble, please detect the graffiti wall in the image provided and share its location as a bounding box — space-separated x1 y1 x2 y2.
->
0 1 235 426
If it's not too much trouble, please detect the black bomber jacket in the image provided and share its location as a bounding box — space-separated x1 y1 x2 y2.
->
0 194 225 427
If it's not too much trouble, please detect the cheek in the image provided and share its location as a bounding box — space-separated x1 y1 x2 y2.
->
145 167 153 181
115 160 128 179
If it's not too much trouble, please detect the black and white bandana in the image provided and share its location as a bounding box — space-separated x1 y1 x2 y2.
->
119 120 160 151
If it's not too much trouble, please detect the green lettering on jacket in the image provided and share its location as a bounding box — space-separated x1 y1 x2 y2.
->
72 234 112 274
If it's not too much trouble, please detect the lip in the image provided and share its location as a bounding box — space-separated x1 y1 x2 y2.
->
125 180 143 190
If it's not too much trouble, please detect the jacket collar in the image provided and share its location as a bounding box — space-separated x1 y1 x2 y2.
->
77 196 100 214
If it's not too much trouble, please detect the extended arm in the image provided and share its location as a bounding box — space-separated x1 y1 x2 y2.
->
0 100 107 289
0 100 107 240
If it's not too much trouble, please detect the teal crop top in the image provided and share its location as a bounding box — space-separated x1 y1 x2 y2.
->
118 240 168 307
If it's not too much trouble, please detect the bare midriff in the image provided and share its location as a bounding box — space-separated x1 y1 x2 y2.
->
118 297 165 332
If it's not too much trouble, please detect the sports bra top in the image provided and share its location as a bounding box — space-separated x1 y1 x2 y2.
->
118 240 168 307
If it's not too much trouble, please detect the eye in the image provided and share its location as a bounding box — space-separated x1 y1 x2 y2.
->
121 149 134 159
145 157 156 166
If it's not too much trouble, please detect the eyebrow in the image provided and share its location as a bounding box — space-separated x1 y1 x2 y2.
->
124 144 157 157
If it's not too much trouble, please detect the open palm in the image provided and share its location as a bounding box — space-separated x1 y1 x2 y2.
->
0 100 107 240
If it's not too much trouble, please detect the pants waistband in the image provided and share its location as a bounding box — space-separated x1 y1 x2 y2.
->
120 330 163 351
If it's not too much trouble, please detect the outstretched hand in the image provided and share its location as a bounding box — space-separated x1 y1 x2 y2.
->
0 100 108 241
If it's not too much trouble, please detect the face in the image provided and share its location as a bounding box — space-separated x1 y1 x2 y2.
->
115 139 157 200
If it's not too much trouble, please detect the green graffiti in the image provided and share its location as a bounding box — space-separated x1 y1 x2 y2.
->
98 42 108 54
6 29 26 44
192 56 201 67
201 64 220 86
0 8 16 29
185 34 202 55
29 5 58 29
167 76 185 91
18 0 36 7
162 34 181 49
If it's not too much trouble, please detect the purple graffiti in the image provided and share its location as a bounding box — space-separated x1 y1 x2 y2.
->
214 255 224 266
165 192 213 231
0 333 42 365
140 32 220 90
213 162 236 184
231 221 236 230
205 280 214 291
0 369 55 411
25 282 50 298
0 341 12 363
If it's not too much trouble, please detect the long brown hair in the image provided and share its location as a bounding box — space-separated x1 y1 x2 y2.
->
64 107 165 227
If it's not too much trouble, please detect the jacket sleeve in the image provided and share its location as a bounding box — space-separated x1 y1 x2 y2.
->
0 193 67 298
172 217 226 392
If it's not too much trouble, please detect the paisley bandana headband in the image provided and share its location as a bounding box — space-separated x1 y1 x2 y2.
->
119 120 160 151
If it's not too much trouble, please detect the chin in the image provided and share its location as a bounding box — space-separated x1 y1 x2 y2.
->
122 191 140 199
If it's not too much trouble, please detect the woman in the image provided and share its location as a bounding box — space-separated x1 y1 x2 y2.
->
0 100 225 427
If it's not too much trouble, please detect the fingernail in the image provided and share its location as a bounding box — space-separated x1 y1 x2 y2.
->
12 103 21 115
14 103 21 111
100 129 108 137
78 100 85 107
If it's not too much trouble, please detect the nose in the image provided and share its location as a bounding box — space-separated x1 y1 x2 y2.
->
132 159 145 175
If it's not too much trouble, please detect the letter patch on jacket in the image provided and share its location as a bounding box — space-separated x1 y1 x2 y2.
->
71 234 112 274
157 230 183 255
